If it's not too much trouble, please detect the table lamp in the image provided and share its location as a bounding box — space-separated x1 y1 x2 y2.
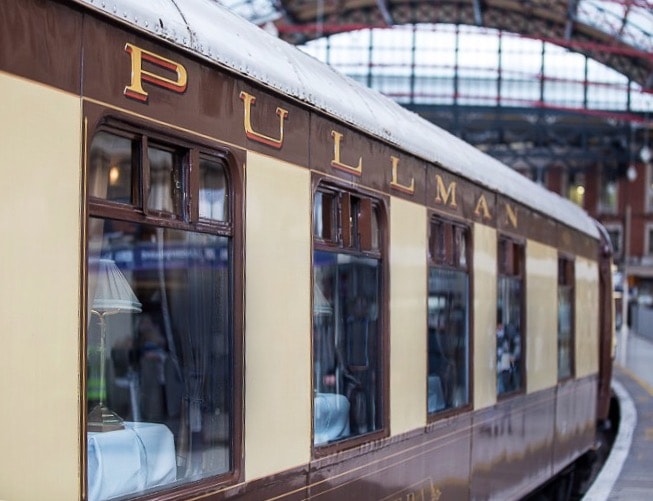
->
88 258 142 432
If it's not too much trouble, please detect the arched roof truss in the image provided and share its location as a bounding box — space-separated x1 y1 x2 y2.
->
271 0 653 90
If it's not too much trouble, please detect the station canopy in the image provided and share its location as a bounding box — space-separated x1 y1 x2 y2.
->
216 0 653 92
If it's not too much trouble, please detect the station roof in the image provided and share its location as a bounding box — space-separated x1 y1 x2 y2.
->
218 0 653 91
74 0 601 237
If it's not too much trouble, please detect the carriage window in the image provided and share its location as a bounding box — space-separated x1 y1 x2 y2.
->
313 185 383 447
89 131 135 204
313 190 337 242
147 144 182 217
86 128 236 500
427 218 470 414
496 236 525 396
558 257 575 380
199 156 227 221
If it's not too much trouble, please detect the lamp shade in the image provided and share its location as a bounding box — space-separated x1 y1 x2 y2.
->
313 283 333 316
92 258 142 313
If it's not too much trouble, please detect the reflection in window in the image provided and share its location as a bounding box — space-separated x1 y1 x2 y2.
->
605 224 623 258
86 128 235 501
598 167 619 214
87 221 231 474
313 190 336 242
314 252 381 444
147 145 180 216
647 164 653 213
89 131 134 204
567 171 586 207
199 157 227 221
427 218 470 414
558 257 575 380
497 237 524 396
646 225 653 256
313 186 383 446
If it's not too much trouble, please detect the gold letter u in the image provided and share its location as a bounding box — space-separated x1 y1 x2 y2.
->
239 91 288 149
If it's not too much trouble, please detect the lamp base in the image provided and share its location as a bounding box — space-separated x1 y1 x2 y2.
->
88 404 125 432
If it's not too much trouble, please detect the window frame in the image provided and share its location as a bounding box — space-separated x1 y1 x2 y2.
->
603 223 623 260
557 254 575 381
646 163 653 214
83 109 245 497
597 167 619 215
496 234 526 398
426 214 473 420
87 118 235 235
311 176 389 457
566 170 586 208
644 223 653 257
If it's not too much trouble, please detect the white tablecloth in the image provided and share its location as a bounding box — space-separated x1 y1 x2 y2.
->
88 422 176 501
428 375 445 412
314 393 350 445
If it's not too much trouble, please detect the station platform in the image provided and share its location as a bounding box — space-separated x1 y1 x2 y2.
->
583 331 653 500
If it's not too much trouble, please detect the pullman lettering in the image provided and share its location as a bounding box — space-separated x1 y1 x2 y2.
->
434 175 457 208
390 156 415 194
239 91 289 149
330 130 363 175
124 43 188 102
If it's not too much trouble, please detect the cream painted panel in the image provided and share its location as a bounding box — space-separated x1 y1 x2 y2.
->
575 258 599 377
473 224 498 410
390 198 427 435
525 241 558 393
0 73 81 500
244 152 312 479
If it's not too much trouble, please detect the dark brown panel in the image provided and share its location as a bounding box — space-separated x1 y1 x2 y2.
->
144 383 595 501
238 82 310 166
426 167 465 219
558 224 598 260
309 415 472 500
0 0 82 93
527 211 559 247
385 154 428 206
310 115 387 189
81 15 241 148
497 196 531 240
552 376 598 474
427 166 498 226
310 112 431 203
143 465 309 501
81 14 310 165
497 196 559 244
470 390 556 500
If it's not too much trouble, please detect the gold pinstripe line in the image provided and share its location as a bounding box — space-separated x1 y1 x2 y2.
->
82 96 244 150
186 389 568 500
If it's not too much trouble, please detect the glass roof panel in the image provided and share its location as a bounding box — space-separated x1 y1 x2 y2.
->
214 0 651 102
298 24 652 113
216 0 652 57
577 0 653 53
216 0 281 25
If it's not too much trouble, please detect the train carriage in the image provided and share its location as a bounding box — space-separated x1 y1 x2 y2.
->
0 0 613 500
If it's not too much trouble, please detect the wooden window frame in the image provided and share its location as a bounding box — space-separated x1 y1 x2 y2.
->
83 108 245 498
88 118 234 235
557 255 576 381
496 234 526 398
427 215 473 421
313 183 381 258
311 177 389 457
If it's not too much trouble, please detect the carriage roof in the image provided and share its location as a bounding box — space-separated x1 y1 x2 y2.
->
74 0 599 239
